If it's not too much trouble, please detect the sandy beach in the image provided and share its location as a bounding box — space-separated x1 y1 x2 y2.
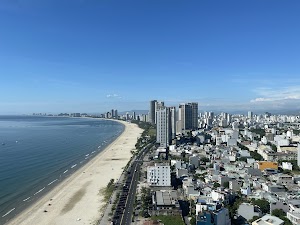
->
7 120 143 225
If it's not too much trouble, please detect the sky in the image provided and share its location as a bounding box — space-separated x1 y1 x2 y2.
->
0 0 300 114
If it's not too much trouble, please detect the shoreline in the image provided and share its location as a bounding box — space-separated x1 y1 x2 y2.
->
6 119 143 225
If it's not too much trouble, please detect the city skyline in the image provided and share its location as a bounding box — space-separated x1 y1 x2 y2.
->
1 0 300 114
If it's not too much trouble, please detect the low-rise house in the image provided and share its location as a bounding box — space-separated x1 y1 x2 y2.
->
270 201 289 213
211 190 231 205
196 199 221 216
171 160 182 170
186 186 200 200
287 200 300 225
262 184 286 193
152 190 181 216
229 180 243 191
276 175 293 186
237 203 262 221
251 214 284 225
217 175 230 186
241 186 251 196
239 150 251 158
190 155 200 168
176 168 188 178
197 208 231 225
282 162 293 171
248 168 263 177
255 161 278 171
247 158 256 165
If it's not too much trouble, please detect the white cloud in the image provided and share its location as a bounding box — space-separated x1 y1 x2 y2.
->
106 94 121 98
250 86 300 103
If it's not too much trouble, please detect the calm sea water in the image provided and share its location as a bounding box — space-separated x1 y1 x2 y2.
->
0 116 124 224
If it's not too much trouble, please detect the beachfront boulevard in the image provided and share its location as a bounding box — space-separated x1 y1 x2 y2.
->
112 143 152 225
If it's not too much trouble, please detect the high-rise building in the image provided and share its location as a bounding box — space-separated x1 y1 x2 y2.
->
178 102 198 131
149 100 157 124
155 101 165 124
147 163 171 186
114 109 118 119
208 111 214 119
169 106 177 139
156 107 171 147
227 114 232 124
191 102 198 129
248 111 253 119
111 109 114 118
133 111 136 120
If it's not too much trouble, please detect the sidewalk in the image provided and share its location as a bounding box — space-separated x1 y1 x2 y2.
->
99 171 125 225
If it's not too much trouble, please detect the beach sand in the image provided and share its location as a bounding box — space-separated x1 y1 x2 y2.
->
7 120 143 225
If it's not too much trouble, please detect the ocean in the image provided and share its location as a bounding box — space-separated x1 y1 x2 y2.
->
0 116 124 224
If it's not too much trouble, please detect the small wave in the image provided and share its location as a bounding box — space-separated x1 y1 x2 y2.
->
48 179 58 186
2 208 15 218
71 164 77 168
85 154 89 157
91 151 95 154
34 187 45 195
23 197 31 202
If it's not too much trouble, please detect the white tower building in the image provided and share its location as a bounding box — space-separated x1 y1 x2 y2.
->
147 163 171 186
156 107 171 147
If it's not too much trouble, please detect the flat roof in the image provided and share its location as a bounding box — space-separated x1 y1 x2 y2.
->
155 190 178 206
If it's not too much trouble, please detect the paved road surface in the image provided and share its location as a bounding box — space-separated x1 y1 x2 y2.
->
112 143 153 225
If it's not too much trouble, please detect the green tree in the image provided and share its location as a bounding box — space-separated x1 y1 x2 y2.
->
200 157 210 163
223 181 229 188
238 157 248 162
271 144 277 151
250 128 266 137
282 170 292 175
199 166 206 170
190 216 196 225
250 151 264 161
251 199 270 214
272 209 293 225
213 182 221 188
272 209 286 218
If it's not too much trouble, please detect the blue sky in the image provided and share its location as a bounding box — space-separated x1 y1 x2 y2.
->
0 0 300 114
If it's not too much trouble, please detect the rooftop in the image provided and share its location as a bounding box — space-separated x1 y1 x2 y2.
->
253 214 284 225
155 190 178 206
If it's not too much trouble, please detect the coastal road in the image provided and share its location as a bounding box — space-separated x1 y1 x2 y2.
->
112 161 139 225
120 161 140 225
113 143 153 225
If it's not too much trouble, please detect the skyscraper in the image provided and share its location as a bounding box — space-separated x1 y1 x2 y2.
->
111 109 114 118
169 106 177 139
248 111 253 119
155 101 165 124
156 107 171 147
178 102 198 131
191 102 198 129
149 100 157 124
